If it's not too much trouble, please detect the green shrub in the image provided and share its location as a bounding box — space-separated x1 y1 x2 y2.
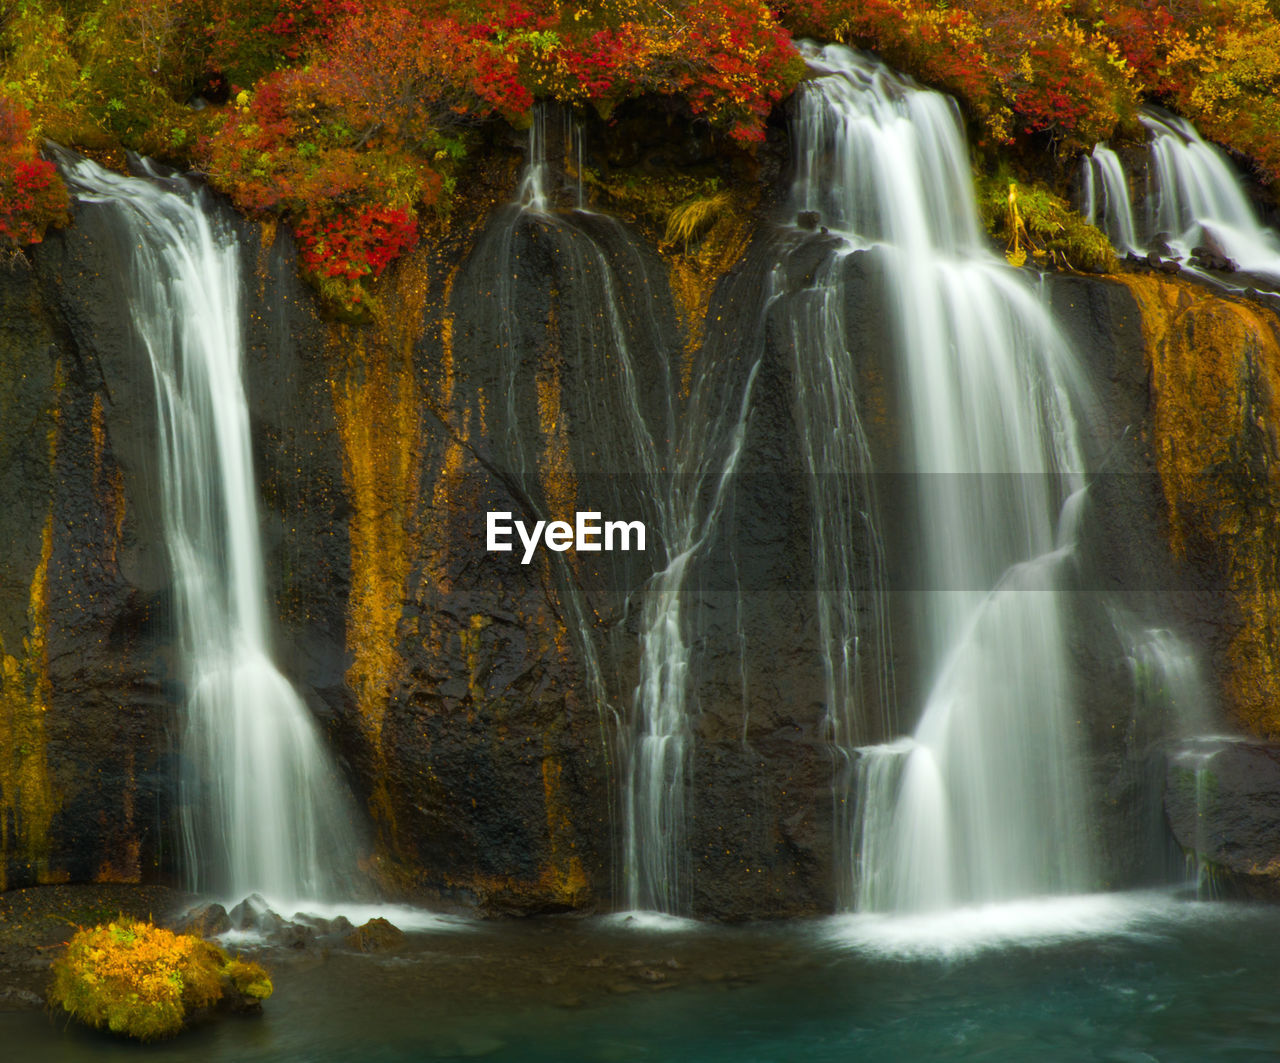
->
975 168 1118 273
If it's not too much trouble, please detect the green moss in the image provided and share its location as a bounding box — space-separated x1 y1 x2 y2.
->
224 958 273 1001
975 164 1119 273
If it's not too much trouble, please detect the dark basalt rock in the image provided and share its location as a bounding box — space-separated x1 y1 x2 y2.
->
172 902 232 938
1189 233 1237 273
228 894 284 935
9 155 1280 919
0 233 174 892
1166 738 1280 899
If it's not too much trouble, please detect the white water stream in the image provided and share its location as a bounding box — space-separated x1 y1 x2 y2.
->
1084 110 1280 287
61 155 360 907
792 43 1094 912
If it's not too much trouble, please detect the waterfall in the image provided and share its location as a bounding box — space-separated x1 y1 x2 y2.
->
780 237 896 906
1126 626 1213 741
60 154 361 906
462 111 761 915
1080 144 1139 253
1168 737 1240 899
1141 110 1280 280
791 43 1093 912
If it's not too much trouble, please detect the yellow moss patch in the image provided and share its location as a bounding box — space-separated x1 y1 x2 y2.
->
540 751 591 906
48 919 271 1042
1120 274 1280 736
664 197 754 396
223 958 273 1001
330 251 429 851
0 511 57 891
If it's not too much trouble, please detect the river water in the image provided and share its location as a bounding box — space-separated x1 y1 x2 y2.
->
9 893 1278 1061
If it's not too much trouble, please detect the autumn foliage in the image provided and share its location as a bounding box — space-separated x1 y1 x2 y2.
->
194 0 802 303
775 0 1137 153
4 0 1280 277
47 919 273 1041
776 0 1280 184
1073 0 1280 184
0 96 68 250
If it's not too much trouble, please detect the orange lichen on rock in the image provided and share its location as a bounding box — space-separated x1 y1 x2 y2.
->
1121 274 1280 736
0 511 57 891
329 255 428 851
535 346 576 527
330 320 423 744
663 198 754 397
540 750 591 906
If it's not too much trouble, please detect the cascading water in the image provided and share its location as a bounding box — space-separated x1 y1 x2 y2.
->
790 43 1093 912
1126 626 1213 741
465 111 761 915
1142 110 1280 280
1088 109 1280 283
60 154 361 906
1081 144 1139 254
779 225 896 906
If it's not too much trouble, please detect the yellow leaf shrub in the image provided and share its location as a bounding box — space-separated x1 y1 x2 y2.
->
48 919 273 1042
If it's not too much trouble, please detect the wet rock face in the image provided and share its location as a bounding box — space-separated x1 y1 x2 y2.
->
0 232 174 893
1166 739 1280 898
12 172 1280 918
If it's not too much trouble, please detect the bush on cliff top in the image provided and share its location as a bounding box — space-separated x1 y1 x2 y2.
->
48 918 272 1041
199 0 802 309
6 0 1280 281
774 0 1139 154
775 0 1280 188
0 96 68 250
1073 0 1280 185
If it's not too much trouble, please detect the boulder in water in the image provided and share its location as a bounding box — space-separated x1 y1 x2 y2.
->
172 902 231 938
227 894 283 935
270 923 316 950
1189 243 1237 272
345 917 404 952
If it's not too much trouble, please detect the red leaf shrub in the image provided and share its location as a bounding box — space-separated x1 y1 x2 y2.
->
0 97 68 249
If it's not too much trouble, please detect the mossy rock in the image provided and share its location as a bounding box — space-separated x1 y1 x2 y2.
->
47 918 272 1041
345 917 404 953
975 167 1118 273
